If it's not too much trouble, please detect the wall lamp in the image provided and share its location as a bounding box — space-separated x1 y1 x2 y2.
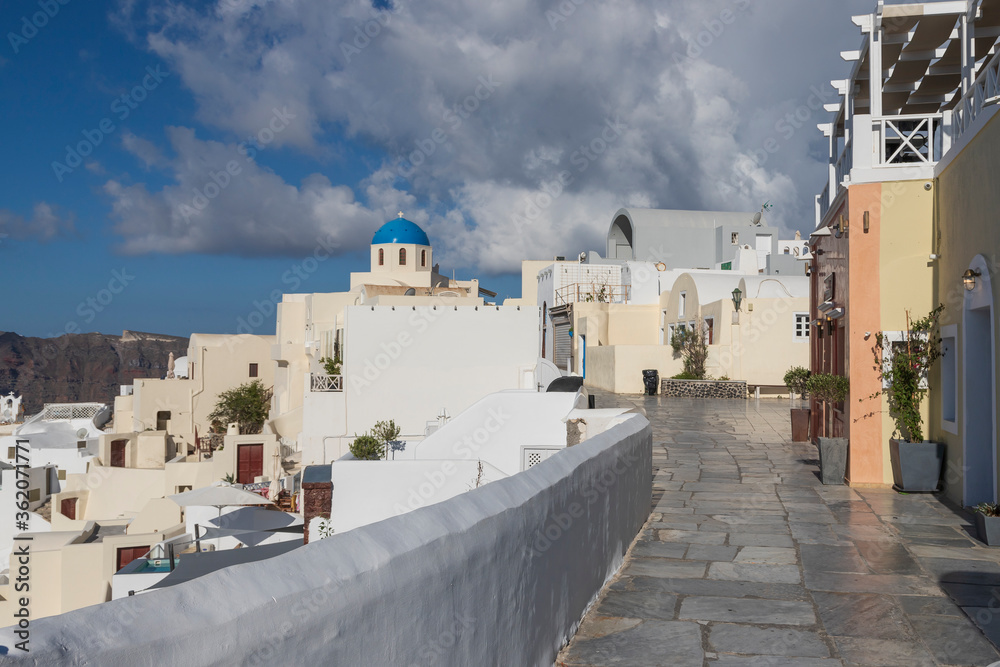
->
731 287 743 312
964 268 982 291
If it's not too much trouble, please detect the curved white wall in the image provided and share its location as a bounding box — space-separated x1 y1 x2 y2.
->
5 416 652 666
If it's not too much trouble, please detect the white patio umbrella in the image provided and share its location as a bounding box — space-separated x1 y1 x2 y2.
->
169 482 274 552
168 481 274 514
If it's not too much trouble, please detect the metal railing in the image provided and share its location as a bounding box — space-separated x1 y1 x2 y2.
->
953 48 1000 141
310 374 343 392
554 283 630 306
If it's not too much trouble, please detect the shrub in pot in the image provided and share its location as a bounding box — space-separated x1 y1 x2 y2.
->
784 366 811 442
807 373 850 485
973 502 1000 547
871 306 946 492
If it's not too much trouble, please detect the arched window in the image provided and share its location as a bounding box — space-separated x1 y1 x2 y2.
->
378 248 384 266
421 249 427 267
399 248 406 265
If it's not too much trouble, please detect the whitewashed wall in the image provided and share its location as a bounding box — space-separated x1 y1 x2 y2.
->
8 415 652 666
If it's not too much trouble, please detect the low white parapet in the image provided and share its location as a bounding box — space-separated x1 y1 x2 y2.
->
7 415 652 665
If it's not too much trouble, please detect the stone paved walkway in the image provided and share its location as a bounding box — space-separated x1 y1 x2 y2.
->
558 395 1000 667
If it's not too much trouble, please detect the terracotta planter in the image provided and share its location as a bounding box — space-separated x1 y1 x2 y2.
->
889 439 945 493
975 512 1000 547
791 408 811 442
817 437 848 485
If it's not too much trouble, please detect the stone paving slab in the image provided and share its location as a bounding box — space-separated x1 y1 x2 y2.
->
557 395 1000 667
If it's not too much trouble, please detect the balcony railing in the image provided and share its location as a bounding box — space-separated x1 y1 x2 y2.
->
310 374 343 392
554 283 630 306
38 403 106 420
878 114 943 165
953 48 1000 141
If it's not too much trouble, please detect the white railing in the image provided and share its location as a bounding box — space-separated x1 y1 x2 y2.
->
818 183 830 227
878 114 943 165
39 403 106 420
953 48 1000 142
835 139 852 185
310 374 343 392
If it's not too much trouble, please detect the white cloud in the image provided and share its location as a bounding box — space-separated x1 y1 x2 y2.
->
112 0 874 271
0 203 75 241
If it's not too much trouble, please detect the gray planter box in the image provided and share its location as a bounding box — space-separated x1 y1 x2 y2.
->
817 437 848 485
975 512 1000 547
889 439 945 493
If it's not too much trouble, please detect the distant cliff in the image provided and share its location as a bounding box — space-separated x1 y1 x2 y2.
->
0 330 189 414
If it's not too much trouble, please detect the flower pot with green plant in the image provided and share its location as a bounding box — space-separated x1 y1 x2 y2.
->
784 366 811 442
973 502 1000 546
807 373 850 485
870 306 946 493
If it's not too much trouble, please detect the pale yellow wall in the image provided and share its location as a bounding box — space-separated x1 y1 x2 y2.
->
932 111 1000 503
504 260 551 306
127 498 182 535
877 180 937 485
585 346 681 394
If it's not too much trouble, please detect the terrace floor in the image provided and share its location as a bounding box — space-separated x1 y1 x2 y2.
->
558 394 1000 667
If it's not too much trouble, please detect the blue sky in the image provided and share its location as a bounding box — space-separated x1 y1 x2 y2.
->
1 0 875 338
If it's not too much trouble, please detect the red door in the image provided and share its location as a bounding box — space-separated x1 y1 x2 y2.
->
110 440 127 468
61 498 77 520
237 444 264 484
116 546 149 572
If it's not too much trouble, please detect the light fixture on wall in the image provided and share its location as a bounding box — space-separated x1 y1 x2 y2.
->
731 287 743 312
964 268 982 291
863 211 870 233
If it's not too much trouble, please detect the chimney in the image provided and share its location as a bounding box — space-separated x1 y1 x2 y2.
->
301 464 333 545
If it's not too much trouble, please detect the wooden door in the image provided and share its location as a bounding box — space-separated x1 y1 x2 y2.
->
61 498 77 520
116 546 149 572
110 440 127 468
237 444 264 484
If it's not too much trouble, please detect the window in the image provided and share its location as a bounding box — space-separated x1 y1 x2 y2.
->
941 326 957 431
794 313 810 339
783 247 790 254
28 488 40 503
704 317 714 345
399 248 406 265
731 232 739 245
249 363 258 378
156 411 170 431
7 447 14 459
421 249 427 267
378 248 384 266
679 291 687 317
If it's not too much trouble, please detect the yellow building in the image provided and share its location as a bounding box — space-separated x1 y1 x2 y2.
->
811 0 1000 499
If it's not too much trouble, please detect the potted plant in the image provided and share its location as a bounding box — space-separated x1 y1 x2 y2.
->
784 366 811 442
871 306 946 492
973 503 1000 546
807 373 850 485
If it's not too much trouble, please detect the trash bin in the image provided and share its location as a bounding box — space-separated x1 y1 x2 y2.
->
642 369 659 396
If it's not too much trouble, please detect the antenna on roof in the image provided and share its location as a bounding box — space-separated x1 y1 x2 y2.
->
752 201 773 226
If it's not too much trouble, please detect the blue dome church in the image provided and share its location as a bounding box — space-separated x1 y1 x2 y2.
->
371 213 432 275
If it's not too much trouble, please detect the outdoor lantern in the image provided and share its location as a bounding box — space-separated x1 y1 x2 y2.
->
731 287 743 312
963 269 981 291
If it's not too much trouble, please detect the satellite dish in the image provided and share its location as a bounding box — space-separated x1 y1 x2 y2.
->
751 212 762 226
76 428 89 439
